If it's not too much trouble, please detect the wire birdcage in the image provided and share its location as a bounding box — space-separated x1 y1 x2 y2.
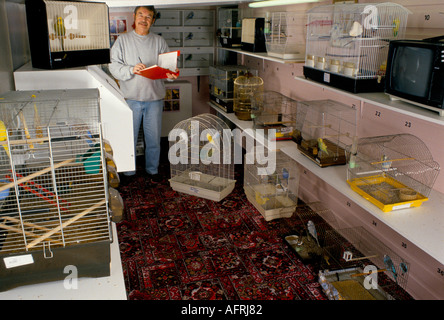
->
294 99 357 167
320 226 410 300
209 65 258 113
304 2 411 93
0 89 112 291
251 91 298 141
285 202 339 264
265 11 306 60
347 133 440 212
169 113 236 201
244 150 300 221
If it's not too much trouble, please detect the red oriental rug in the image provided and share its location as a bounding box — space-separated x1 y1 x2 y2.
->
116 147 413 301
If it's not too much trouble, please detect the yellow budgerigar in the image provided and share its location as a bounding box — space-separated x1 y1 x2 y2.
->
317 138 329 155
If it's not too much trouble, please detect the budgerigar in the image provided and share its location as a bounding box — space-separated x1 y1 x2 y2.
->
318 138 329 155
53 16 66 51
384 254 397 284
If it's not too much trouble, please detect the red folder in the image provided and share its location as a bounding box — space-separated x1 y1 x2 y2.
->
136 50 180 80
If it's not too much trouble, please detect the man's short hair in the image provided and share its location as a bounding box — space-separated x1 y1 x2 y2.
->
133 5 157 17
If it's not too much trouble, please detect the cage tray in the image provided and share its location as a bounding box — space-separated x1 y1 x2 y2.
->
209 95 233 113
303 67 385 94
319 268 391 300
285 234 324 263
297 138 347 167
244 184 297 221
347 175 428 212
0 239 110 292
169 171 236 202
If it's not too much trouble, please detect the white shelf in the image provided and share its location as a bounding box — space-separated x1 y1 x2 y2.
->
219 47 305 64
210 102 444 266
295 76 444 126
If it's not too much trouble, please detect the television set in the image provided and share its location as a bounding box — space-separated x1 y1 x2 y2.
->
385 37 444 116
25 0 110 69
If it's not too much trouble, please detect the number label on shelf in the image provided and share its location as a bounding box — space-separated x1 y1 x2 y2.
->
375 110 381 117
401 241 408 249
372 220 378 227
438 267 444 277
405 121 412 128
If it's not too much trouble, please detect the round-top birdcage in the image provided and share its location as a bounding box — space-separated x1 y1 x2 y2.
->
168 113 236 201
347 133 440 212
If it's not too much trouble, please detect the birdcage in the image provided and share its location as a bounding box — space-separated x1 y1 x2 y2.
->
251 91 298 141
233 73 264 121
0 89 113 291
285 202 339 264
169 113 236 201
346 134 440 212
209 65 258 113
244 150 300 221
218 7 242 48
304 2 410 93
265 11 306 60
25 0 110 69
294 99 357 167
320 226 410 300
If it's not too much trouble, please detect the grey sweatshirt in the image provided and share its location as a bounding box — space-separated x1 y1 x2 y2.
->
109 30 170 101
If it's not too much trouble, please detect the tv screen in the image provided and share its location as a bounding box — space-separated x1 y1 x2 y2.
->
391 46 434 98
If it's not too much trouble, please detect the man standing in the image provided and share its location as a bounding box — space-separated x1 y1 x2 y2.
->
109 6 178 184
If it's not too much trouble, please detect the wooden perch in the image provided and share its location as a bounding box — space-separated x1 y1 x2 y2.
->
26 199 106 249
371 157 415 165
0 158 75 193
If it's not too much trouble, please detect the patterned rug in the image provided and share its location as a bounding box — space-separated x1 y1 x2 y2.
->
116 145 412 301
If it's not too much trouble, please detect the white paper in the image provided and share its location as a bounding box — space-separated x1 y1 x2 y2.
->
4 254 34 269
158 51 178 72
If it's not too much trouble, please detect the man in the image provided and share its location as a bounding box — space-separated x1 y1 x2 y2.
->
109 6 178 184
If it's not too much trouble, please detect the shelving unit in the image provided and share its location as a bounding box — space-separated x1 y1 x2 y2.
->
209 73 444 299
151 9 216 76
220 47 304 64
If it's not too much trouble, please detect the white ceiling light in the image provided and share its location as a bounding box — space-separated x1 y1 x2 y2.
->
249 0 320 8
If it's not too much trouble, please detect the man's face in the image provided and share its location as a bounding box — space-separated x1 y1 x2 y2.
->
133 7 155 35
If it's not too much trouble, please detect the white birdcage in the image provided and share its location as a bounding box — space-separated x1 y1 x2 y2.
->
304 2 411 93
294 99 357 167
251 91 298 141
346 133 440 212
0 89 114 291
169 113 236 201
244 150 300 221
265 11 306 60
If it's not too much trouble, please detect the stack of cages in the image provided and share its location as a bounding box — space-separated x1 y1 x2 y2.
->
346 133 440 212
303 3 410 93
244 150 300 221
320 226 411 300
169 113 236 202
285 201 340 265
209 65 258 113
265 11 306 60
251 91 298 141
0 89 115 291
293 99 357 167
218 7 242 48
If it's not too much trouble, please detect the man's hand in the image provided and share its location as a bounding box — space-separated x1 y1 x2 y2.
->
133 63 146 74
166 68 179 80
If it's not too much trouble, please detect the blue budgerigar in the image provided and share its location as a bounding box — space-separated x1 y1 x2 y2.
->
384 254 397 284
